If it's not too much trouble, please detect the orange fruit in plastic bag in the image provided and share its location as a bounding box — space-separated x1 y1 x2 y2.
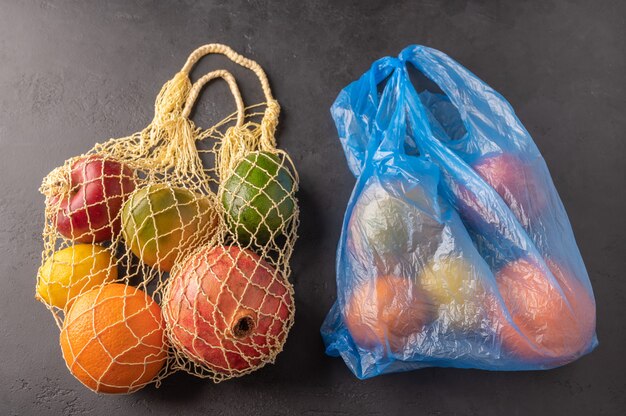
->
495 258 595 362
164 245 293 377
60 283 167 394
344 274 435 353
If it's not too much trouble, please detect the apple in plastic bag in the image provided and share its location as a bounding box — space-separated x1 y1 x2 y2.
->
49 155 136 243
472 153 547 226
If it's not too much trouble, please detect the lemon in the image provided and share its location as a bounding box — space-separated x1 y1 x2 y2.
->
36 244 117 309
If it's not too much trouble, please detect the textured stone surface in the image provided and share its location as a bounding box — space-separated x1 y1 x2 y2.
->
1 0 625 415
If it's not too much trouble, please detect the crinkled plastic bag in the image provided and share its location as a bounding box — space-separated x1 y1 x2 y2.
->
321 45 597 379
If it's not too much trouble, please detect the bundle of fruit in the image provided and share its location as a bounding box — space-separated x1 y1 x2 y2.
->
343 180 595 362
36 44 298 393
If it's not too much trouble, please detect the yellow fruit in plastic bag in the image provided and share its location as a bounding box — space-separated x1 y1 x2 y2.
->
36 244 117 309
419 257 487 331
421 257 476 304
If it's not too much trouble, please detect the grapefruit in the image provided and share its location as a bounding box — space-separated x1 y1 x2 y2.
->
495 258 595 362
472 153 547 226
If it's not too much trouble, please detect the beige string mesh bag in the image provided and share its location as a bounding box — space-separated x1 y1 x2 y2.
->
35 44 299 393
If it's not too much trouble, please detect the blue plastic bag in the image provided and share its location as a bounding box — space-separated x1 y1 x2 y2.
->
321 45 597 379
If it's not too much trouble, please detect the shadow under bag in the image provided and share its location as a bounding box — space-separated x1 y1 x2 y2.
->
321 45 597 379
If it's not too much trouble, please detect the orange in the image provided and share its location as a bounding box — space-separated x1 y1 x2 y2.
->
344 275 435 353
60 283 167 394
495 259 595 363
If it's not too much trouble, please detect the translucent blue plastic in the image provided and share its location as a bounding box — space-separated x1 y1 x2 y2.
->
321 45 597 379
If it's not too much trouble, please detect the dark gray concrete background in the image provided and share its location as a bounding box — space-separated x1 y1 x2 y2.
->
1 1 625 415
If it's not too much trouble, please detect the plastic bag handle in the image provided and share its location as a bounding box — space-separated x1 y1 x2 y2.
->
399 46 470 121
373 68 409 154
332 57 404 177
181 69 245 128
399 45 533 153
367 57 403 106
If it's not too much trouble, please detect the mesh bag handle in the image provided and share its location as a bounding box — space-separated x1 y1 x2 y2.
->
182 44 276 103
179 44 280 154
172 44 289 183
182 69 245 128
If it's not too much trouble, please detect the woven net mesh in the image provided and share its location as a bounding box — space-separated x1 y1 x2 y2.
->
35 44 299 393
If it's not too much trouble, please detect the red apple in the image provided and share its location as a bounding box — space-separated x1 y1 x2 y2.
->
49 155 135 243
494 258 595 363
472 153 547 226
164 245 293 377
